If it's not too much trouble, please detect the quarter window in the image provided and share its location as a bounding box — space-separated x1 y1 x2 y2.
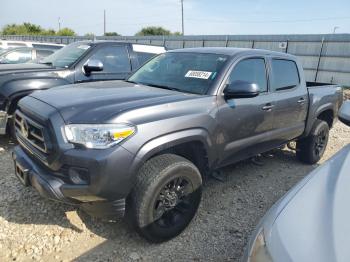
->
4 49 32 63
89 46 131 73
228 58 268 92
271 59 300 91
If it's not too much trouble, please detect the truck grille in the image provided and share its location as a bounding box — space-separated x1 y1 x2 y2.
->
15 111 48 154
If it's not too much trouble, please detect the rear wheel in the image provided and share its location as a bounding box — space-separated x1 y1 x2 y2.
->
126 154 202 243
296 120 329 164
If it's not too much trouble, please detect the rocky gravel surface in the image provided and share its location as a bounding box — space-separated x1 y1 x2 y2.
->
0 122 349 262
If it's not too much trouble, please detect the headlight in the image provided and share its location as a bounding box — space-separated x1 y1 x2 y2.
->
248 229 273 262
64 124 136 149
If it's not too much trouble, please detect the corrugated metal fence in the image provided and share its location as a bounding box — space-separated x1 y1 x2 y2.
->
2 34 350 86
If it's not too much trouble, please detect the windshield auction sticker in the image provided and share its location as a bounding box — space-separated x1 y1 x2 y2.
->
78 45 91 50
185 70 213 79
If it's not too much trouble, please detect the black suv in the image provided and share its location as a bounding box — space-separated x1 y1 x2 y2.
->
0 41 165 136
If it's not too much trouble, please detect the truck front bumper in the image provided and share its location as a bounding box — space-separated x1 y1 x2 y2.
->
12 145 132 219
0 111 8 135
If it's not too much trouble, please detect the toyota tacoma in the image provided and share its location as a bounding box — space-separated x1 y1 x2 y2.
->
12 48 343 242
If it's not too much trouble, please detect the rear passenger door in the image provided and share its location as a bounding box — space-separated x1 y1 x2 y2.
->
217 56 275 166
269 58 308 142
75 44 132 82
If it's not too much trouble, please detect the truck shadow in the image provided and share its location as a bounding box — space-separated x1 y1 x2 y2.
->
0 137 319 260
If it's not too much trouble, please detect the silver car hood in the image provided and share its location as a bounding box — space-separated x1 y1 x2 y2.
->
267 144 350 262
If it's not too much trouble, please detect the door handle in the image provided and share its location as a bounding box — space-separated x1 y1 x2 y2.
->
297 98 306 104
262 104 275 111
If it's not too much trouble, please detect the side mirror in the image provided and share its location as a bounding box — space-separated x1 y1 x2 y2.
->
224 80 260 99
83 59 103 76
339 101 350 126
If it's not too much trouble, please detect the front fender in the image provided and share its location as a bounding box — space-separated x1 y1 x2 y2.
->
126 128 215 181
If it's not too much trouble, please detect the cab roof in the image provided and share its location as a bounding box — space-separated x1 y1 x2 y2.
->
169 47 296 59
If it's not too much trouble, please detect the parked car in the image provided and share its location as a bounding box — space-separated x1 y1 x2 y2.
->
0 40 64 50
12 48 343 242
243 100 350 262
0 41 166 137
0 46 62 64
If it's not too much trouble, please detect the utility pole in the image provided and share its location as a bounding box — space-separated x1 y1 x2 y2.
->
58 17 61 31
181 0 184 35
104 10 106 36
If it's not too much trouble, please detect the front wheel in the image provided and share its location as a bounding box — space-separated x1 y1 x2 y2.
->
296 120 329 164
126 154 202 243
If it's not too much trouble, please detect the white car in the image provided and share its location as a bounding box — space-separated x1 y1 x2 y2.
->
0 40 64 51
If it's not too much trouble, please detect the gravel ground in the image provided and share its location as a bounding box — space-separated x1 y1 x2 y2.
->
0 122 349 262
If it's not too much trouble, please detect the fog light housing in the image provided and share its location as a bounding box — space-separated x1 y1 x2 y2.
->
68 167 90 185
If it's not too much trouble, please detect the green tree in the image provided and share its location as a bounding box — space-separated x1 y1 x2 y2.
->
1 23 51 35
84 33 95 37
56 27 76 36
135 26 172 36
105 32 120 36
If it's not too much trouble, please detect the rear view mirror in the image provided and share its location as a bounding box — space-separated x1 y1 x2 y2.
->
339 100 350 126
224 80 260 99
83 59 103 76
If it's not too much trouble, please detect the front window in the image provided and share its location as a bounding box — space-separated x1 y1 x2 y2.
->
41 42 91 68
88 46 131 73
227 58 268 92
128 52 229 95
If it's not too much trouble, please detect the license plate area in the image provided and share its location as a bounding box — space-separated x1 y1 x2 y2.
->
14 161 30 186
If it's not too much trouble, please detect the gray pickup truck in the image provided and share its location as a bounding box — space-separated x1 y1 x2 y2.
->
12 48 343 242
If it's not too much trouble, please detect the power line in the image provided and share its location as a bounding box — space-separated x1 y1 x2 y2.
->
187 16 350 24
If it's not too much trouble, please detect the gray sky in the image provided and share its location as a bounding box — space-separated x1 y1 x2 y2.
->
1 0 350 36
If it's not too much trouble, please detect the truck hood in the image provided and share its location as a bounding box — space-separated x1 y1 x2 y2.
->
267 144 350 262
29 80 204 124
0 63 57 75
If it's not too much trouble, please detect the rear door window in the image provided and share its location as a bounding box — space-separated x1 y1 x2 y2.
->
271 59 300 91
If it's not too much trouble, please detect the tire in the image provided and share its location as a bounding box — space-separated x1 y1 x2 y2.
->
126 154 202 243
296 119 329 164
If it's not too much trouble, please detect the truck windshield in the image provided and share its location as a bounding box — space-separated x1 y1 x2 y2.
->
40 42 91 68
128 52 229 95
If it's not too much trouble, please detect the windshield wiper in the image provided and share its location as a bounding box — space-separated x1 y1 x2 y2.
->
140 82 181 92
39 62 53 66
125 80 138 84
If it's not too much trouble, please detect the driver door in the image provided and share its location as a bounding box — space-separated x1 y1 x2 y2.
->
216 57 276 167
75 45 132 83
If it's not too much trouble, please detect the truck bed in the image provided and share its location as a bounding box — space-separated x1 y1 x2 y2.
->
306 81 338 88
303 82 343 137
